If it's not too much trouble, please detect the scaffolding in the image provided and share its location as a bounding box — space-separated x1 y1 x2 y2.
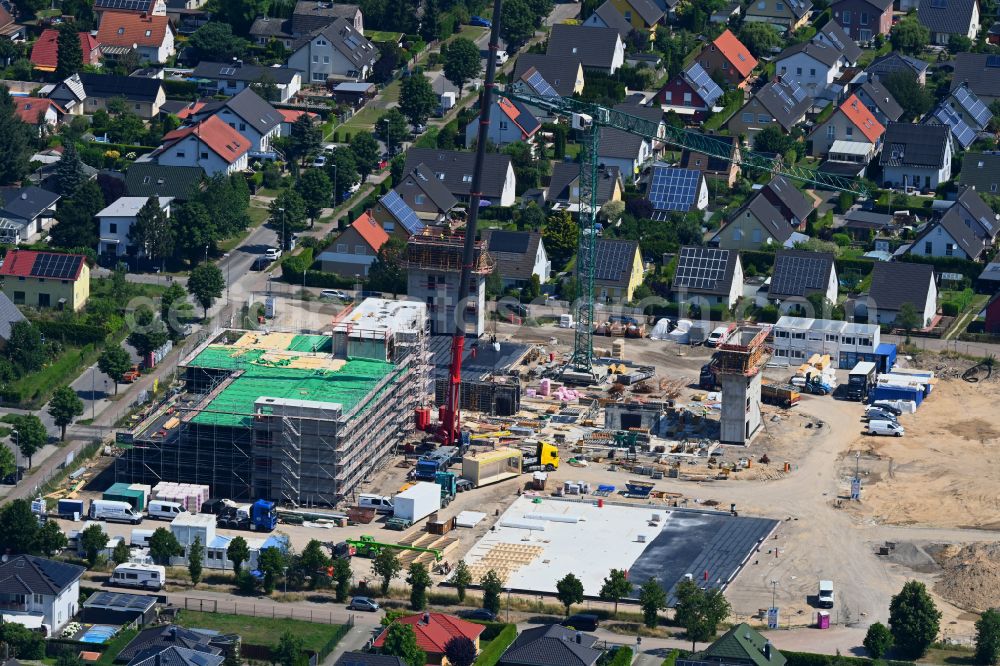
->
714 324 771 446
713 325 771 377
401 234 495 274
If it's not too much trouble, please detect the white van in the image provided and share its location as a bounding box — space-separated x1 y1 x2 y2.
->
90 500 143 524
867 420 904 437
706 326 730 347
358 494 394 514
110 562 165 591
818 580 834 608
130 529 154 548
147 500 184 521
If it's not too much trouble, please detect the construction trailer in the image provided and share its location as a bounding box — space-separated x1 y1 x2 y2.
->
713 325 770 445
403 234 493 336
462 447 523 487
114 299 429 508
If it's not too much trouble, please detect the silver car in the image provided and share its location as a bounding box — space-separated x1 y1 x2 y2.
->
349 597 380 612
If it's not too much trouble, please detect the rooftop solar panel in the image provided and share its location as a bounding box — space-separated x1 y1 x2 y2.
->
933 103 977 148
648 166 702 213
684 63 723 107
674 246 731 291
953 86 992 130
771 254 831 296
525 69 559 97
380 190 424 235
30 253 82 279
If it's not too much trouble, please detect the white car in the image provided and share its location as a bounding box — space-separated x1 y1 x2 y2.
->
312 155 327 168
321 289 350 300
495 50 509 65
264 248 282 261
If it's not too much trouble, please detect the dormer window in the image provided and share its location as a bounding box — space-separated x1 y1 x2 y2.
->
117 27 125 34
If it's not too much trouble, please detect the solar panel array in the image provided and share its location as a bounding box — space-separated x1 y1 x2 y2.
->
987 54 1000 68
773 78 808 109
933 103 976 148
953 86 992 129
84 591 157 611
30 253 82 279
593 240 637 282
95 0 152 10
771 254 831 296
674 247 731 291
525 69 558 97
380 190 424 235
684 63 723 107
648 166 702 213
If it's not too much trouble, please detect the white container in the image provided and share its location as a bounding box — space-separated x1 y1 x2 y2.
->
392 482 441 524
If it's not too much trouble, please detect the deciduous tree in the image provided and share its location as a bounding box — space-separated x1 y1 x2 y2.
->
372 547 401 595
227 536 250 574
48 386 83 441
408 562 431 610
452 560 472 602
889 580 941 658
556 573 584 615
501 0 536 48
891 17 929 54
542 210 578 269
599 569 632 615
189 23 248 62
864 621 894 660
149 527 181 565
674 579 731 649
130 197 174 268
333 557 352 602
0 500 39 554
188 535 204 586
382 624 426 666
37 520 67 556
443 637 477 666
127 306 169 358
400 73 437 127
443 38 482 95
738 22 781 57
376 108 409 153
80 524 107 567
639 578 667 628
367 237 407 294
12 414 46 467
270 188 308 249
350 132 380 181
295 169 332 226
481 569 504 615
187 263 225 318
976 609 1000 665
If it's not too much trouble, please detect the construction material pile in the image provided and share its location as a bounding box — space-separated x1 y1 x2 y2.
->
154 481 210 512
934 543 1000 611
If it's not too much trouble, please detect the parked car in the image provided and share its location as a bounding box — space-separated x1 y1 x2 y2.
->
562 613 599 631
460 608 496 621
868 401 903 416
469 15 492 27
312 155 327 168
321 289 350 300
868 420 904 437
865 408 898 423
251 256 270 271
349 597 380 612
495 50 509 65
264 248 282 261
706 326 730 347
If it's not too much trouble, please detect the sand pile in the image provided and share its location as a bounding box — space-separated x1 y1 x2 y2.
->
934 543 1000 611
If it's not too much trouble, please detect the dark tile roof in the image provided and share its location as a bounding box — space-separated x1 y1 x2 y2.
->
868 53 929 80
209 88 282 135
591 1 632 38
700 623 786 666
762 175 815 224
547 24 620 70
672 245 740 296
0 292 24 341
0 186 60 221
918 0 978 35
777 40 841 68
403 149 512 201
191 61 298 85
498 625 601 666
598 103 661 160
395 163 458 213
868 262 934 313
954 185 999 241
0 555 84 596
914 207 987 259
858 80 903 122
952 52 1000 99
116 626 222 664
960 152 1000 192
335 654 406 666
125 164 204 199
769 249 836 299
127 646 224 666
815 21 862 63
624 0 665 25
728 195 793 244
80 73 163 102
593 238 639 285
513 54 582 96
844 210 892 229
481 230 544 281
291 0 360 35
879 123 950 168
547 162 622 206
249 17 292 38
752 77 812 131
292 18 378 70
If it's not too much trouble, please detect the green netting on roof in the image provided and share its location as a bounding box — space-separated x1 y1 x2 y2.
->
188 346 268 370
287 335 333 353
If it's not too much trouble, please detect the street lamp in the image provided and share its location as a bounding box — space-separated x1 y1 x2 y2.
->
505 587 511 623
91 366 97 420
770 579 778 609
11 428 18 469
382 117 392 157
277 206 286 252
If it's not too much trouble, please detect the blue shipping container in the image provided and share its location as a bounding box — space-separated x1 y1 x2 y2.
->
870 385 923 406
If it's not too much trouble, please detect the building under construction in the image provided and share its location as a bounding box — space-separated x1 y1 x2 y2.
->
713 324 770 445
428 336 530 416
404 234 492 336
114 299 428 507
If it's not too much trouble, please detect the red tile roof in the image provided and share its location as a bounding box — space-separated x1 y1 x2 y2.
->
497 97 539 139
350 211 389 251
373 613 484 656
175 100 208 119
162 115 249 164
0 250 85 280
30 29 100 71
839 94 885 143
278 109 318 123
13 97 65 124
97 11 171 48
712 29 757 79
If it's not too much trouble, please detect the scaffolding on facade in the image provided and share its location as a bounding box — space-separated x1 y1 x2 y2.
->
401 234 495 274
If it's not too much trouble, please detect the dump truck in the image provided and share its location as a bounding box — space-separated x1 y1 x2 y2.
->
846 361 877 401
761 382 800 408
521 441 559 472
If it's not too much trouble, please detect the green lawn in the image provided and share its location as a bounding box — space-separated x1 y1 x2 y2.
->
454 25 488 42
175 611 344 652
95 628 139 666
339 105 384 133
367 30 404 43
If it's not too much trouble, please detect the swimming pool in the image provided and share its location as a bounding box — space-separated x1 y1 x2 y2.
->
79 625 118 644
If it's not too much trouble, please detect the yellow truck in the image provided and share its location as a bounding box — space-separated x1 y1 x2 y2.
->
521 441 559 472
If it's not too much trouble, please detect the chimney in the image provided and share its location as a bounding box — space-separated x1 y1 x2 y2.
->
575 633 582 644
422 612 430 624
763 641 772 660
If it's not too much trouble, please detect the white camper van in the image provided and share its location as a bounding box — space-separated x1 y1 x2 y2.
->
90 500 143 524
110 562 165 591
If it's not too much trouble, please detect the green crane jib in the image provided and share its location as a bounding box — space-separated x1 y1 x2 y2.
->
495 87 869 377
346 535 444 561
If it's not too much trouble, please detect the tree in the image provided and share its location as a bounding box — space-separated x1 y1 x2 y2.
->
7 320 45 373
481 569 504 615
0 86 32 185
754 125 797 156
977 610 1000 665
891 17 930 54
37 520 67 556
54 142 86 196
444 637 477 666
48 386 83 441
270 189 308 250
56 24 83 79
738 22 781 57
639 578 667 628
0 622 44 660
188 535 204 586
189 22 247 62
864 621 894 660
452 560 472 602
12 414 46 468
333 556 352 602
882 71 933 121
0 500 39 554
130 196 175 267
252 73 280 103
161 282 189 332
172 201 217 265
112 539 130 565
51 180 103 249
289 113 322 166
443 38 482 95
97 347 132 395
376 108 409 153
299 540 330 589
372 547 401 595
327 147 359 203
889 580 941 659
0 444 14 485
295 169 332 226
149 527 182 565
258 546 286 593
501 0 536 48
599 569 632 615
208 0 268 34
382 623 426 666
543 210 579 269
367 237 407 294
948 34 972 54
227 536 250 575
408 562 432 610
373 45 402 84
188 263 225 318
673 580 731 649
80 524 107 567
127 306 169 358
275 631 306 666
896 302 921 342
399 73 437 127
556 573 584 615
350 132 381 181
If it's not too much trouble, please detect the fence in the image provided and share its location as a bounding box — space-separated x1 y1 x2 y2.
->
181 596 352 626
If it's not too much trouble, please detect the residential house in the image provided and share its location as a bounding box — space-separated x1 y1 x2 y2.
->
766 249 838 306
96 11 175 63
647 165 708 216
403 148 516 207
464 97 540 148
317 211 388 277
331 81 377 107
711 1 743 23
909 207 989 261
30 29 100 72
481 230 550 289
0 293 24 342
681 137 741 187
759 174 817 230
250 0 363 48
127 646 224 666
180 88 283 157
940 186 1000 246
831 0 892 40
983 262 1000 292
960 151 1000 193
48 73 166 119
374 613 484 665
597 103 665 181
124 164 205 201
278 109 319 137
546 24 624 74
775 41 845 99
926 84 992 149
655 62 724 120
593 238 644 302
546 163 624 213
97 196 173 258
841 209 893 240
853 80 903 126
951 52 1000 103
392 164 458 224
497 625 602 666
115 625 224 664
695 29 758 89
94 0 165 18
743 0 812 33
864 262 937 326
153 115 250 176
727 76 812 139
191 61 302 103
582 1 635 39
918 0 979 44
868 52 928 85
335 655 406 666
671 245 744 308
0 6 25 42
813 20 863 63
513 55 585 97
286 18 378 84
879 122 952 190
0 250 90 310
606 0 664 35
0 556 84 634
249 16 296 49
712 195 797 250
369 190 426 241
694 624 786 666
13 98 64 130
772 317 881 367
809 94 884 160
0 186 60 242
